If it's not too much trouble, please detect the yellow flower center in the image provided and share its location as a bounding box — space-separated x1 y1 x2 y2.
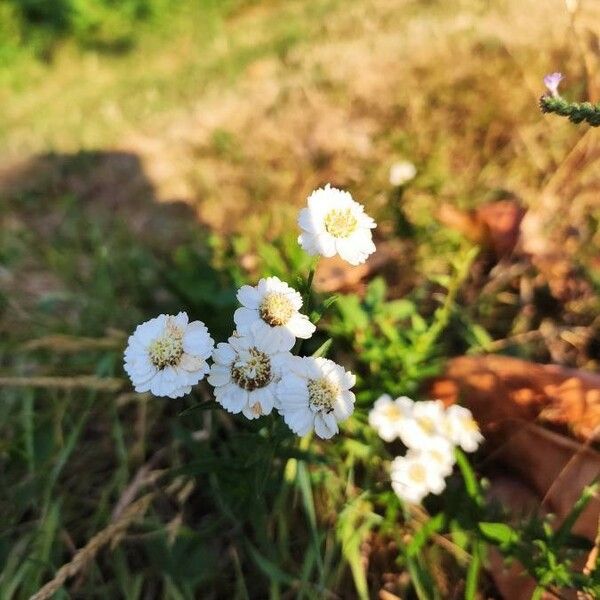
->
383 404 404 422
148 321 184 369
462 417 480 433
231 347 272 391
308 377 339 413
416 416 437 435
430 450 444 464
259 292 294 326
324 208 358 238
408 463 427 484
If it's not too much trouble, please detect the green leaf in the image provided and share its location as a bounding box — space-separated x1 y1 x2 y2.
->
405 555 438 600
407 512 446 557
455 448 483 506
478 522 520 546
244 542 297 586
178 400 220 416
311 338 332 358
296 461 324 577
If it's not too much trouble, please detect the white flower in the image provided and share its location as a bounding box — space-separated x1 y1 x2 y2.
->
277 356 356 439
412 435 456 477
234 276 316 352
445 404 484 452
208 325 291 420
368 394 415 442
124 312 214 399
297 184 376 266
397 400 448 450
389 161 417 187
390 451 447 505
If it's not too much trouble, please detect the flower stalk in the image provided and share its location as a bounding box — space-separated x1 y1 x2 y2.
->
540 94 600 126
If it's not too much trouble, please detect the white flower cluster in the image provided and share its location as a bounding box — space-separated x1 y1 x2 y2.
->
369 395 483 505
124 185 375 439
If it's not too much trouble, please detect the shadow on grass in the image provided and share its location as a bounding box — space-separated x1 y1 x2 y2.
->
0 150 238 340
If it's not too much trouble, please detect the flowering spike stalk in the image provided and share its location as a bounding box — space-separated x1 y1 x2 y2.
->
540 95 600 127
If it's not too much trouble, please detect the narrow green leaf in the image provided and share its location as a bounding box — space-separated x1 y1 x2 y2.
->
296 461 325 577
478 522 519 546
245 541 297 586
178 400 220 416
311 339 332 359
407 512 446 557
455 448 483 506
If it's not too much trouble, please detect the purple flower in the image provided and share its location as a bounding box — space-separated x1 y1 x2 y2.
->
543 72 564 97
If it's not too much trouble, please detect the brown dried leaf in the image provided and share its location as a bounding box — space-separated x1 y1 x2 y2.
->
430 355 600 442
313 240 405 294
436 200 525 260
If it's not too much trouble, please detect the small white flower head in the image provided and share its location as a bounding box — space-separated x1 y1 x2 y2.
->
389 160 417 187
543 72 564 97
277 356 356 439
368 394 415 442
124 312 214 399
445 404 484 453
208 325 291 420
297 184 376 266
390 451 447 505
397 400 448 450
412 435 456 477
234 276 316 352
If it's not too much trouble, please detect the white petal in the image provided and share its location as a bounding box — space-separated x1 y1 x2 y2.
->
333 390 355 420
237 285 261 309
182 322 214 357
234 307 258 331
314 413 338 439
216 384 247 414
212 343 236 365
134 315 166 346
286 314 316 339
172 312 189 329
298 233 321 256
208 365 232 387
249 387 275 415
179 353 206 373
315 234 336 258
283 408 313 436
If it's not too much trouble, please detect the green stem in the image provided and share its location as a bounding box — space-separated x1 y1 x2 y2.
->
293 261 318 355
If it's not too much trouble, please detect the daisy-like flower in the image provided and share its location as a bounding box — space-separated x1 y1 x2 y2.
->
412 435 456 477
277 356 356 439
368 394 415 442
445 404 484 453
397 400 448 450
124 312 214 399
208 325 291 420
543 72 564 97
234 276 316 352
389 160 417 187
297 184 376 266
390 451 447 505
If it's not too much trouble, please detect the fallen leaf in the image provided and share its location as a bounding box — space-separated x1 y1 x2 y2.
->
436 199 525 261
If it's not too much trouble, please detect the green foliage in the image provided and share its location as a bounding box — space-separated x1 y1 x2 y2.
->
0 0 261 60
327 247 478 398
476 484 600 596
